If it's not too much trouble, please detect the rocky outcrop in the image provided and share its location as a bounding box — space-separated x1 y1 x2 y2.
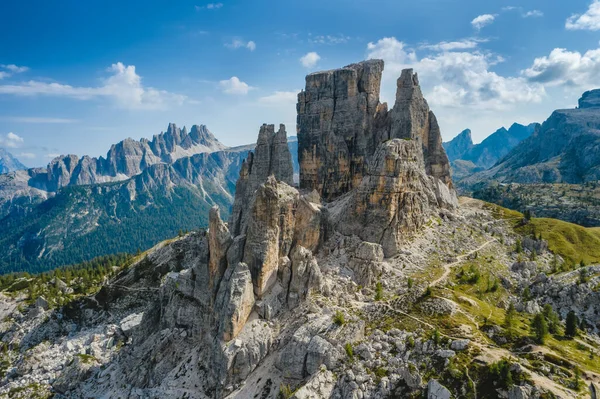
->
229 124 295 237
297 61 453 201
330 139 457 257
579 89 600 109
0 148 27 173
209 206 233 293
215 262 255 341
243 176 299 297
297 59 385 201
390 69 451 186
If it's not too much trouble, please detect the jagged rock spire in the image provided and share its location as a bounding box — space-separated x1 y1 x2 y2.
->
229 123 294 237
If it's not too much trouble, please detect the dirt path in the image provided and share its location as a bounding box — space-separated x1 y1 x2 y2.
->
431 239 496 287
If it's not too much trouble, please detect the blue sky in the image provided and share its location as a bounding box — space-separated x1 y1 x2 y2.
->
1 0 600 167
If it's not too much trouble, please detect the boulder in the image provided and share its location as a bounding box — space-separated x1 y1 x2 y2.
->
427 379 451 399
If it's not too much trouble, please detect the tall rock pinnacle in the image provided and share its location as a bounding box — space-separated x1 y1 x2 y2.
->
297 60 453 201
229 123 294 237
390 69 452 186
297 59 385 201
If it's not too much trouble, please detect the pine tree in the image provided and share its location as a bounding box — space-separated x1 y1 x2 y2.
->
565 311 578 338
504 303 517 338
531 313 548 344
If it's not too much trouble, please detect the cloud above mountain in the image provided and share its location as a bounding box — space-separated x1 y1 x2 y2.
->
0 62 187 110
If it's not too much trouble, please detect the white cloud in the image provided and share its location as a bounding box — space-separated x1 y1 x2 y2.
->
2 64 29 73
366 37 544 111
566 0 600 30
0 116 78 124
309 34 351 45
502 6 518 11
0 132 24 148
0 64 29 79
522 47 600 89
471 14 496 30
258 90 299 105
523 10 543 18
46 153 60 159
18 152 35 159
367 38 417 64
0 62 187 110
420 39 484 52
219 76 252 95
195 3 223 10
300 52 321 68
225 38 256 51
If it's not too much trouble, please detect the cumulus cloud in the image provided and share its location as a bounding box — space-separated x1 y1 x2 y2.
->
258 90 299 105
219 76 252 95
366 37 544 111
225 38 256 51
566 0 600 30
471 14 497 30
0 132 24 148
300 52 321 68
522 47 600 89
0 62 187 110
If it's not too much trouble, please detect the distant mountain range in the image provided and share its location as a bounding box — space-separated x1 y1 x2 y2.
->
464 89 600 226
0 148 26 173
0 124 298 274
443 123 538 180
463 89 600 186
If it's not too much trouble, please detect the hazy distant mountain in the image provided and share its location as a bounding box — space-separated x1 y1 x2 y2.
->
443 123 537 180
0 148 26 173
463 89 600 187
0 123 299 274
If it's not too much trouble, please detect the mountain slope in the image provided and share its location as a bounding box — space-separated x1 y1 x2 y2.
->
0 149 248 274
464 90 600 186
0 148 26 173
443 123 537 180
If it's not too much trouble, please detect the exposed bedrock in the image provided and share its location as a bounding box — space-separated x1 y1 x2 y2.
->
297 60 453 202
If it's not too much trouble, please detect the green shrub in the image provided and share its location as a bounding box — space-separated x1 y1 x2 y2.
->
333 310 346 326
345 343 354 360
375 282 383 301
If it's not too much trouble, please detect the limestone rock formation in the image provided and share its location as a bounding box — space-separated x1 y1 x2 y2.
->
297 59 385 201
390 69 452 186
330 139 457 257
579 89 600 109
297 60 453 201
243 176 299 297
229 124 295 237
209 206 233 293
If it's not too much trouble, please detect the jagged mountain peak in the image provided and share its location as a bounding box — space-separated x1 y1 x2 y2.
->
0 148 27 173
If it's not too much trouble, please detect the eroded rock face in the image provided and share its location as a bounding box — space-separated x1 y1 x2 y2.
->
229 124 295 237
330 139 456 257
243 176 299 297
390 69 452 186
297 60 453 202
208 206 233 293
297 60 385 201
215 262 255 341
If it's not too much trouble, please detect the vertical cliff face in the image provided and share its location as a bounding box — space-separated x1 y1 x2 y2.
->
390 69 452 186
297 59 385 201
297 61 453 202
229 124 294 237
